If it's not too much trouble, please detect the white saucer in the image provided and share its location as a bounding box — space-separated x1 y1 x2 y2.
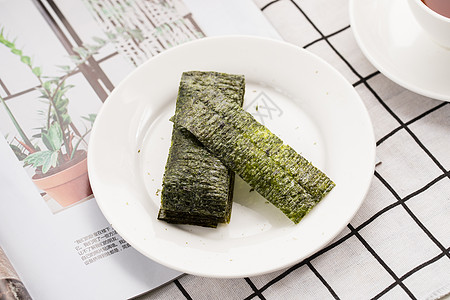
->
349 0 450 101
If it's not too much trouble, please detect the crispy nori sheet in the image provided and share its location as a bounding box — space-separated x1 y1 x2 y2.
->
174 79 335 224
158 71 245 227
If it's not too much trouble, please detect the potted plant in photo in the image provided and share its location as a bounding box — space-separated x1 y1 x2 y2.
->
0 28 140 208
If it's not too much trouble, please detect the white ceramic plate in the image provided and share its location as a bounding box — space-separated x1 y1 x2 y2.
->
349 0 450 101
88 36 375 278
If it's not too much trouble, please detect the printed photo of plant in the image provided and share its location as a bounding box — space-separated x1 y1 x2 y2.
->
0 30 102 211
0 0 204 214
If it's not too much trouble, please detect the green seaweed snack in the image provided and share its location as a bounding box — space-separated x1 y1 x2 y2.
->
173 75 335 224
158 71 245 227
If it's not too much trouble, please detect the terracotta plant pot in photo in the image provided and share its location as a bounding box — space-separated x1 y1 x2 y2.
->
32 150 93 207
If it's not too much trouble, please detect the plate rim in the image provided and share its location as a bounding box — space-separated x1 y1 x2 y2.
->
349 0 450 102
88 35 376 278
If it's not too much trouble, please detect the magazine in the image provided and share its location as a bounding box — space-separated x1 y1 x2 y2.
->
0 0 280 299
0 0 201 299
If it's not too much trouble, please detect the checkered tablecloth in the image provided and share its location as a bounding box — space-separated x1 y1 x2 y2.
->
139 0 450 299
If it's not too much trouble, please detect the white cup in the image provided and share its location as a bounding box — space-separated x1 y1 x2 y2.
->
407 0 450 48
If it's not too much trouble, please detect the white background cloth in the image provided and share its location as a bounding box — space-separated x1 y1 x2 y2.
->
139 0 450 299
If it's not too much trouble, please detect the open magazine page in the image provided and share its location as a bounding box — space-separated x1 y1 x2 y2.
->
0 0 204 299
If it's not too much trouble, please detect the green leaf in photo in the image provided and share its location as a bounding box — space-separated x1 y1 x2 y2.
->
1 40 14 49
92 36 106 46
32 67 42 77
69 55 82 63
56 65 71 73
43 151 59 174
55 97 69 110
42 80 53 93
58 84 75 96
73 46 88 59
42 123 63 151
20 55 31 66
61 114 71 126
24 150 59 174
83 43 100 53
82 114 96 124
11 48 22 56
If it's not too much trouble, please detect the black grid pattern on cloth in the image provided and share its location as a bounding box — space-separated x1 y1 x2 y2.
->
3 0 448 299
229 1 448 300
164 0 449 299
